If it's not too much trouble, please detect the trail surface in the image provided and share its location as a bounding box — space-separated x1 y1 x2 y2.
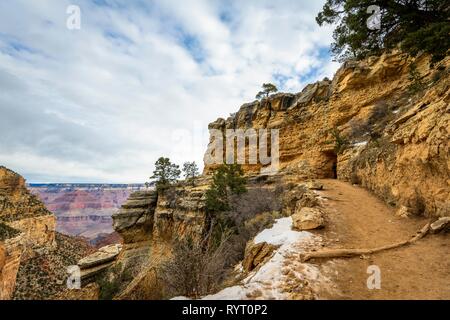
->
312 179 449 299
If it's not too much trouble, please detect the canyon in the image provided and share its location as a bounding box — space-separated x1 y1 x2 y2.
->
29 184 145 247
80 50 448 300
1 49 449 300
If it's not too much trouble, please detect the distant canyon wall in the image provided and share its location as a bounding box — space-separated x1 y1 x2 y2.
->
30 187 133 241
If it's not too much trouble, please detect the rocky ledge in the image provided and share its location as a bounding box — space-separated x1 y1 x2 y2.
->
77 244 122 283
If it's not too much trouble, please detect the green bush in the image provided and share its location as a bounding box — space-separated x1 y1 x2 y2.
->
149 157 181 193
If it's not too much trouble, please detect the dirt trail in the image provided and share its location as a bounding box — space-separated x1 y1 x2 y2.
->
309 179 450 300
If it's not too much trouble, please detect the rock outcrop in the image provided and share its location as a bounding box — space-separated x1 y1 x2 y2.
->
104 183 208 299
113 191 157 244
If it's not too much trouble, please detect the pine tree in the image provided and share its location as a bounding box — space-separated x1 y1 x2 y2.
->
182 161 200 186
256 83 278 100
149 157 181 192
316 0 449 64
205 164 247 214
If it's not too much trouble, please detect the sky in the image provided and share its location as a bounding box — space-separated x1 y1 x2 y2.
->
0 0 339 183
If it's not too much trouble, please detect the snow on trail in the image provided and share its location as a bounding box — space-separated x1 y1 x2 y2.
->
254 217 309 246
202 217 325 300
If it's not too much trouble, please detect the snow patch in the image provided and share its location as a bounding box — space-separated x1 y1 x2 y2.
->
202 217 322 300
254 217 311 246
352 141 368 147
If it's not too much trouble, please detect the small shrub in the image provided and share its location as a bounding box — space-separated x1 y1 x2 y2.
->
159 234 232 299
205 164 247 235
350 172 361 185
431 69 445 83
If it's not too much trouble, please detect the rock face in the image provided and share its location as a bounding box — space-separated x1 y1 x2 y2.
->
204 51 450 218
106 183 208 298
0 233 23 300
113 191 157 244
112 186 207 251
292 207 325 231
0 167 57 300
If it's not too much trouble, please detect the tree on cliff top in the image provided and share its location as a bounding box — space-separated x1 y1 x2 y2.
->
182 161 200 186
256 83 278 100
316 0 450 63
150 157 181 192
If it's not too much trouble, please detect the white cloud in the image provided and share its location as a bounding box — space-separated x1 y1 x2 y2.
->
0 0 339 183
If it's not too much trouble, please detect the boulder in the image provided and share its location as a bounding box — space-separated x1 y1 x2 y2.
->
282 185 318 216
292 207 325 231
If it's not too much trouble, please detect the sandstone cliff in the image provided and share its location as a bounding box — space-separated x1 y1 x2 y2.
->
204 51 449 218
104 183 207 299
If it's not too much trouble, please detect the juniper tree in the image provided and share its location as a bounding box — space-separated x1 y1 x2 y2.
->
256 83 278 100
149 157 181 192
205 164 247 245
182 161 200 186
205 164 247 215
